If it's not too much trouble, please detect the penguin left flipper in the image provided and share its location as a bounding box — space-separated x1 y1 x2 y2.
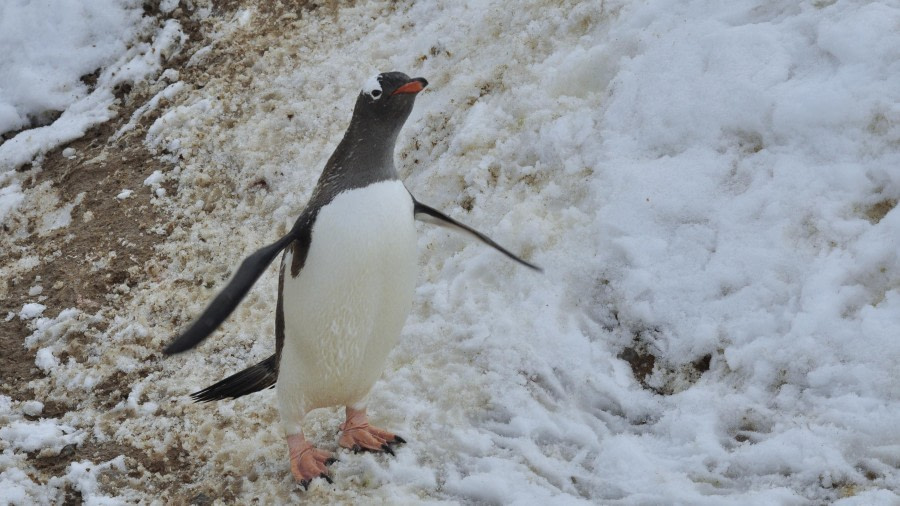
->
412 200 542 272
163 231 299 355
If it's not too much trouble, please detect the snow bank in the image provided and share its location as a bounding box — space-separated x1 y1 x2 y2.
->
0 3 186 172
0 0 141 136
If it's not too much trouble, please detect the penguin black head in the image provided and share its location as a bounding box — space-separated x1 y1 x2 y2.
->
350 72 428 133
361 71 428 102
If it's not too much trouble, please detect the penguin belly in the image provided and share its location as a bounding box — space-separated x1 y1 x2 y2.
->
277 180 417 431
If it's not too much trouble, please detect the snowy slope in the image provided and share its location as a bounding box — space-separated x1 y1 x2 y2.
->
3 0 900 503
0 0 185 221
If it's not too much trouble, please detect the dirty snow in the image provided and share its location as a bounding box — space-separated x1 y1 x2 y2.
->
3 0 900 504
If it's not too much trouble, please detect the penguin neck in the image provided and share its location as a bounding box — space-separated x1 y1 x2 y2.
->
333 119 400 178
315 120 401 200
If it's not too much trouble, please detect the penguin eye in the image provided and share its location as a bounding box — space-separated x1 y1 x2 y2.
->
370 89 382 99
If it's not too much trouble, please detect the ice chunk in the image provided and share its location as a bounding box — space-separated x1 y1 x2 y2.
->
19 303 46 320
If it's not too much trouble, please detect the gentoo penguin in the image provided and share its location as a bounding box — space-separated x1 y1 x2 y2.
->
164 72 540 488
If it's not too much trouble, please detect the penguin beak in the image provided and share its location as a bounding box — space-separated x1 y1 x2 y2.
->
391 77 428 95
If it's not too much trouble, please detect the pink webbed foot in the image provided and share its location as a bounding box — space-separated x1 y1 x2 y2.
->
287 434 336 489
338 407 406 456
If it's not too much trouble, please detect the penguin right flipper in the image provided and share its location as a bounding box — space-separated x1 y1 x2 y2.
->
412 200 542 272
163 231 300 355
190 354 278 402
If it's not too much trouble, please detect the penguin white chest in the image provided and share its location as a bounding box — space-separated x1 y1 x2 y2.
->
279 180 417 411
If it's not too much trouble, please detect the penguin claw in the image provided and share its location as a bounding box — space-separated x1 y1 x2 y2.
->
339 409 405 455
325 457 338 466
287 435 335 487
299 474 334 490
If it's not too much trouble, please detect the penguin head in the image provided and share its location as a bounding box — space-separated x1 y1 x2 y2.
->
351 72 428 134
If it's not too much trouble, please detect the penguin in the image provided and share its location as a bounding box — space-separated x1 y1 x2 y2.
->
163 71 540 488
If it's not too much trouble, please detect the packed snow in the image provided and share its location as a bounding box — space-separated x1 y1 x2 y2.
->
2 0 899 503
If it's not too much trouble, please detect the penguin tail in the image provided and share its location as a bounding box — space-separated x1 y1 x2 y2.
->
190 354 278 402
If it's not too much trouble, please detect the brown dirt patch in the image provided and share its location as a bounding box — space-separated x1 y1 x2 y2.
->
619 333 712 395
864 198 897 224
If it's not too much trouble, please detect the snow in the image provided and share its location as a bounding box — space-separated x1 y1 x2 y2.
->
40 192 83 233
112 80 186 142
115 189 134 200
0 420 83 453
55 457 128 505
143 170 164 186
34 348 60 373
22 401 44 417
2 0 900 503
0 0 142 136
0 5 186 172
0 183 24 226
160 0 180 15
18 303 46 320
23 307 82 348
0 468 31 506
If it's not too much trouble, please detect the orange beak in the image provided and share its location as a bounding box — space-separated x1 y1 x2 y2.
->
391 78 428 95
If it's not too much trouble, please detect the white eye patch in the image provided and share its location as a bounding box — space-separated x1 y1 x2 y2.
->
362 74 383 99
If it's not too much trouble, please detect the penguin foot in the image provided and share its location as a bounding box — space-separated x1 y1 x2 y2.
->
338 407 405 454
286 434 335 488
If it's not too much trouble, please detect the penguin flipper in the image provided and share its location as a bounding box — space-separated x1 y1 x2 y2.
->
412 200 542 272
163 233 297 355
190 354 278 402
